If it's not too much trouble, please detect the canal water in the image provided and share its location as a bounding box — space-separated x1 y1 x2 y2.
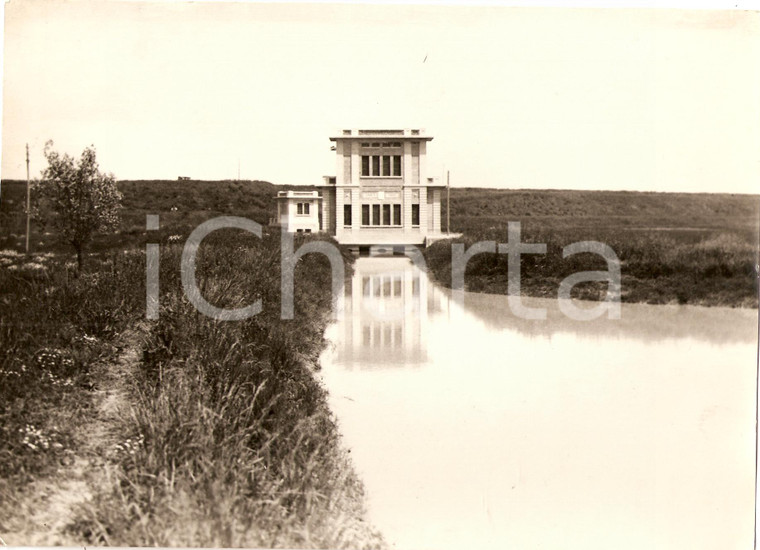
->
319 257 757 550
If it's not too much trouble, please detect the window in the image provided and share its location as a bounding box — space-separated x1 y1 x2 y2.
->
297 203 303 215
297 202 310 215
362 141 402 148
344 204 352 226
411 204 420 226
361 203 403 226
361 155 402 176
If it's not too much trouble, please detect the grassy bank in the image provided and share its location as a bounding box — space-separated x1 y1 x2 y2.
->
432 189 759 308
0 227 382 547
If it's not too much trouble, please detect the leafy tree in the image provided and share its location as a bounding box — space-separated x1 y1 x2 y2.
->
36 141 122 270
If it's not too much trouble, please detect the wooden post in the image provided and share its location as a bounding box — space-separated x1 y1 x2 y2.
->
25 144 30 254
446 170 450 235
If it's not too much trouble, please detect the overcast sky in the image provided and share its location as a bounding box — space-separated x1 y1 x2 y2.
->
2 1 759 192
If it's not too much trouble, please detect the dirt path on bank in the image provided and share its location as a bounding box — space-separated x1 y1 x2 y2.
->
1 325 146 546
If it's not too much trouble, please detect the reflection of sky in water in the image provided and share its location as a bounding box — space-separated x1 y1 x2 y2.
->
321 258 757 550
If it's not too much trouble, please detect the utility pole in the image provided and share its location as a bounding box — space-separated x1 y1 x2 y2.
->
446 170 450 235
25 144 30 254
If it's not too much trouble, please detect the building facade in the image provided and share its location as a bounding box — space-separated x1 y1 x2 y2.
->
275 190 321 233
277 129 447 247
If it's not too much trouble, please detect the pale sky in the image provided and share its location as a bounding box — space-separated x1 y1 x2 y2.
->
2 1 759 192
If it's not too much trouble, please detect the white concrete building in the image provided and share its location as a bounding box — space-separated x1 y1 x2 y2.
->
277 129 449 248
275 190 321 233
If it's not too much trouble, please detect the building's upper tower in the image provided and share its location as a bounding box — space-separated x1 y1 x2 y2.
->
329 129 434 187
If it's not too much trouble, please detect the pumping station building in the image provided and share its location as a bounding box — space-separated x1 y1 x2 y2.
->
275 129 449 251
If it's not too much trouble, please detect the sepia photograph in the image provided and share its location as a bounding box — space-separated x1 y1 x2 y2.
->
1 1 758 548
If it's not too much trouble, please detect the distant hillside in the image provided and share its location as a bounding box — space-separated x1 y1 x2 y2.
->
1 179 280 240
116 179 279 231
2 179 758 247
118 179 277 215
443 188 760 235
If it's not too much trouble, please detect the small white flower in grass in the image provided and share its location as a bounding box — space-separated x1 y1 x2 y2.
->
19 424 53 452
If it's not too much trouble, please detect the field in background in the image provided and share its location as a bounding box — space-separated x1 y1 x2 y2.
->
432 187 759 307
2 180 758 307
442 187 757 233
1 179 277 252
3 179 757 253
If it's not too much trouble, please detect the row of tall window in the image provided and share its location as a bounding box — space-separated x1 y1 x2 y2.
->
361 155 402 177
361 141 403 148
343 204 420 227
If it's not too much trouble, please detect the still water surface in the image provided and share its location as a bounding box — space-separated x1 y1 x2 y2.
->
320 257 757 550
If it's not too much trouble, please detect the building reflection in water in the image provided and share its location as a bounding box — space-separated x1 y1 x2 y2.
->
334 257 448 369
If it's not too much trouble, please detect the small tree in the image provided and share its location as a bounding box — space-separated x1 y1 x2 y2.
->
37 141 122 270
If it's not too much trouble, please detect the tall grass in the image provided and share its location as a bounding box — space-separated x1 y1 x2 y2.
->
425 225 758 307
1 230 383 548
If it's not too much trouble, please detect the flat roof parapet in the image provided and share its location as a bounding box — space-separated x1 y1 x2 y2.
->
331 128 432 141
277 190 321 198
358 129 404 135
